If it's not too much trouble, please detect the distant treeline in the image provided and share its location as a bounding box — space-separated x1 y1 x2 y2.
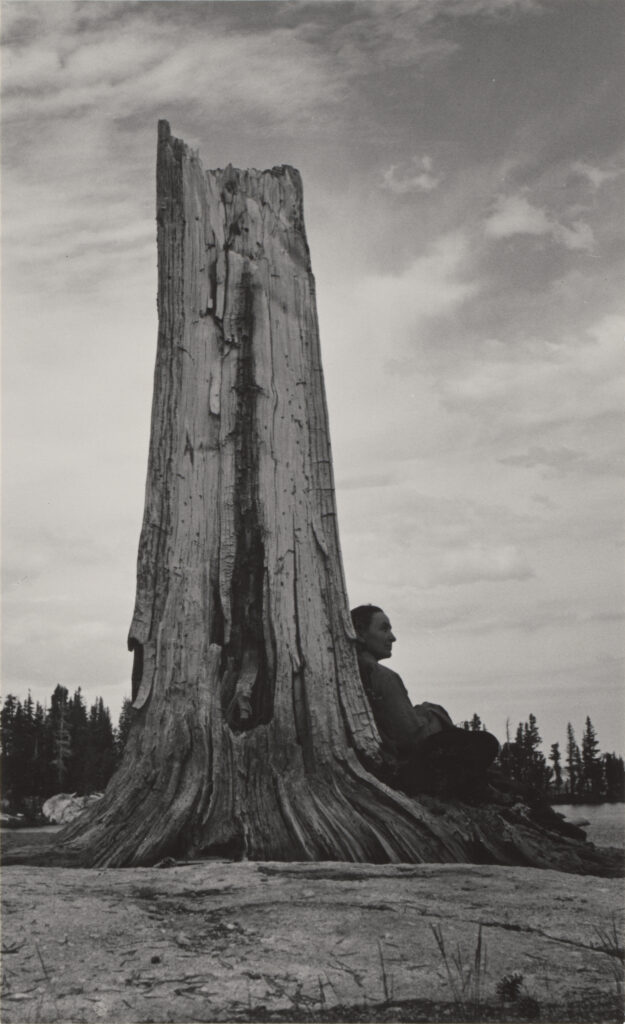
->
461 712 625 804
0 685 133 817
1 688 623 818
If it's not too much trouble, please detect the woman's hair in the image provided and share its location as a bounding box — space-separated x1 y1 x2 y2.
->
350 604 384 636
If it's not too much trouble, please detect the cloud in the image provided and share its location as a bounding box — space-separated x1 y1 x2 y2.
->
1 8 346 131
2 516 137 709
328 0 543 71
356 231 477 329
437 313 624 443
382 155 440 194
338 479 543 598
570 160 623 190
484 193 594 251
316 229 481 473
439 0 542 13
328 5 458 75
499 445 623 478
553 220 595 251
437 543 534 585
485 194 551 236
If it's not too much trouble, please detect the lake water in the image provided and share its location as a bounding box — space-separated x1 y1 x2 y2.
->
554 802 625 849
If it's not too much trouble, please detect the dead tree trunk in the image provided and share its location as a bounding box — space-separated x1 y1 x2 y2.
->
56 123 621 875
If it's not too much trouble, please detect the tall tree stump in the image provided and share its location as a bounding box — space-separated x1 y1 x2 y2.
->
56 124 621 875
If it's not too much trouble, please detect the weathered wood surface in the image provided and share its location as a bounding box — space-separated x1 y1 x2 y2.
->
45 123 622 874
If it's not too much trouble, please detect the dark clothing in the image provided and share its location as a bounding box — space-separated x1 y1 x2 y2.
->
356 649 499 798
356 650 453 758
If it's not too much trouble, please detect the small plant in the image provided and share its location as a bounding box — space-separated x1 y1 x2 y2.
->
496 972 542 1019
430 923 487 1018
377 939 394 1003
496 971 524 1002
593 914 624 1000
317 975 326 1007
593 915 624 962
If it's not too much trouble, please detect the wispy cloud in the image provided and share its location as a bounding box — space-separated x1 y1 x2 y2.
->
570 159 623 190
438 0 543 13
437 543 534 585
328 4 458 74
382 155 440 194
1 6 345 130
484 193 594 251
437 314 624 446
356 232 477 332
499 445 623 478
485 194 551 237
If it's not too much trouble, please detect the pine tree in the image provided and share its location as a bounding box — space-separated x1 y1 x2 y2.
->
19 693 37 806
566 722 582 799
10 700 29 806
115 698 134 763
581 716 602 801
48 685 72 792
602 753 625 802
67 688 89 794
84 698 117 793
31 701 48 801
505 714 551 793
523 714 541 751
549 742 563 794
1 694 19 809
461 713 485 732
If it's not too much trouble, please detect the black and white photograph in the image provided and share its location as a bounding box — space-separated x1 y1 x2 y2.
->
2 2 624 1021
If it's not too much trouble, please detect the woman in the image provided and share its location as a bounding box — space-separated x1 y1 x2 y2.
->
351 604 499 798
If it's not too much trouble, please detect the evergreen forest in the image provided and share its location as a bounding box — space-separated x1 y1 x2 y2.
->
460 712 625 805
1 685 133 820
1 686 623 821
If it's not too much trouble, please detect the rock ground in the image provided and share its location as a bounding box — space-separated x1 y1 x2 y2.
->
1 855 623 1023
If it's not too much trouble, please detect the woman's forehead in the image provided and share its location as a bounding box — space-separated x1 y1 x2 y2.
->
371 610 391 628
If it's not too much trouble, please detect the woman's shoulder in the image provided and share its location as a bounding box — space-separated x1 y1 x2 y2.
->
357 654 405 692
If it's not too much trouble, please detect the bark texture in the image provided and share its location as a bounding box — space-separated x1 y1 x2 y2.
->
56 123 621 874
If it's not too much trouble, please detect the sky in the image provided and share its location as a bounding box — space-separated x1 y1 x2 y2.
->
2 0 624 761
